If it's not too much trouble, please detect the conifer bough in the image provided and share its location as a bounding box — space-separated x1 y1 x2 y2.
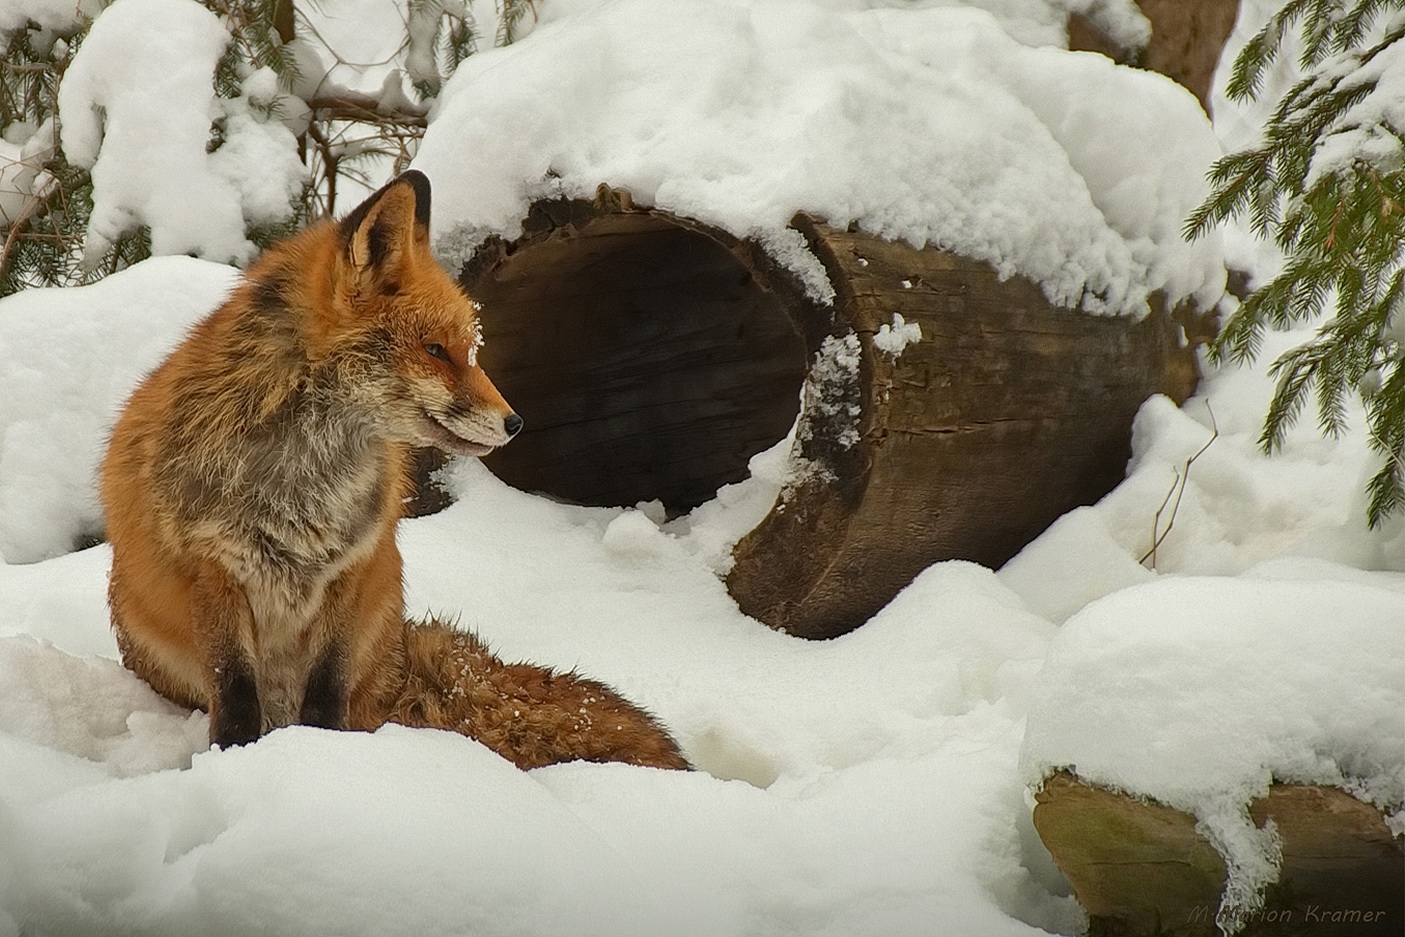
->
1188 0 1405 525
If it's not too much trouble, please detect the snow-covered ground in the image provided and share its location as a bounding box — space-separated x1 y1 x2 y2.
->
1 1 1402 935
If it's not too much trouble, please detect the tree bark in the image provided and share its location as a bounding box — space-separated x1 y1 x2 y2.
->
1069 0 1242 114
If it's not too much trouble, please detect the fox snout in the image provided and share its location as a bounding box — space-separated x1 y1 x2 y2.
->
414 362 523 457
419 404 521 457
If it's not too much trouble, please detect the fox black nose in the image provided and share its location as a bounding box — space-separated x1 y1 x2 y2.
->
504 413 524 439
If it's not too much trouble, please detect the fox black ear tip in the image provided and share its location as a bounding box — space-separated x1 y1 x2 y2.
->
397 170 432 226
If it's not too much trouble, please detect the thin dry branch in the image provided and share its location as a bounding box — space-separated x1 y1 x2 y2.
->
0 174 59 283
1140 402 1219 569
307 92 428 128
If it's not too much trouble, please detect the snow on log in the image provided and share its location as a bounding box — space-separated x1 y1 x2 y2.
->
429 191 1208 639
1033 771 1404 937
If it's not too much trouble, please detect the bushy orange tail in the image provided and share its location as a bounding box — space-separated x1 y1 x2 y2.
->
390 619 689 771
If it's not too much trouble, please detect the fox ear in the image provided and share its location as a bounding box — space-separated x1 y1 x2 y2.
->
339 171 432 275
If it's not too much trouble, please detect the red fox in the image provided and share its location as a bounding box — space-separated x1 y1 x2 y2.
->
100 171 687 771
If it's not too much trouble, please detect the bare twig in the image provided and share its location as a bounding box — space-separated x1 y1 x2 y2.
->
1140 401 1219 568
307 92 428 127
0 174 59 284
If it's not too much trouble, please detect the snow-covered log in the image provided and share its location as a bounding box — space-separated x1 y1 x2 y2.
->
1034 771 1404 937
435 190 1208 638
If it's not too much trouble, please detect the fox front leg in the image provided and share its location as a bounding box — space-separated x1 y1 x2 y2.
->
300 643 348 729
191 568 262 748
210 649 261 747
296 567 378 732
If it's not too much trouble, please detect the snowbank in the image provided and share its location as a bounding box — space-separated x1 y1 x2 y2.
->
0 423 1074 936
0 256 237 563
999 324 1405 625
1003 308 1405 918
414 0 1225 317
2 251 1398 935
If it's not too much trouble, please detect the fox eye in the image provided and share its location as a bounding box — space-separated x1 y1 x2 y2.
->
424 343 452 364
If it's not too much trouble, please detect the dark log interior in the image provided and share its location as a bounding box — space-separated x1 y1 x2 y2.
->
459 197 826 515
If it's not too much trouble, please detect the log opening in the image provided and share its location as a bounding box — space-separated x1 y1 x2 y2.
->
458 194 830 516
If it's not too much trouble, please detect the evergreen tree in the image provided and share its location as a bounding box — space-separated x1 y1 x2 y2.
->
1188 0 1405 525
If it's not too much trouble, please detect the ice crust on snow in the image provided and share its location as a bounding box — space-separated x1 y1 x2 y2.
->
413 0 1225 318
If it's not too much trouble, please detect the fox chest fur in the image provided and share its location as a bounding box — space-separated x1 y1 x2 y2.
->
140 307 406 728
156 343 394 609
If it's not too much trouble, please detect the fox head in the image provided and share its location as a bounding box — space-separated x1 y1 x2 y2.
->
322 171 521 457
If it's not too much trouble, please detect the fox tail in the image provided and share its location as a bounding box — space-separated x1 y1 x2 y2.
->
389 618 690 771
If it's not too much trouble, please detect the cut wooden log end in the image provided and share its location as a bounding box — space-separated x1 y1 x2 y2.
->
1033 771 1405 937
435 192 1206 638
725 216 1205 638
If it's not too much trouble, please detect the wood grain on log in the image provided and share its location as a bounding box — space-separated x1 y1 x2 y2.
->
1033 771 1405 937
725 215 1203 638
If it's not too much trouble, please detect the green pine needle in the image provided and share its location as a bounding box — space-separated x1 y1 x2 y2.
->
1190 0 1405 524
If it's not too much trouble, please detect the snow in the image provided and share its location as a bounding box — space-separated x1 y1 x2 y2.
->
0 118 54 229
0 369 1078 934
414 0 1225 318
1019 576 1405 920
797 331 863 452
873 312 923 358
0 256 239 563
0 0 103 36
0 0 1401 933
1 253 1399 934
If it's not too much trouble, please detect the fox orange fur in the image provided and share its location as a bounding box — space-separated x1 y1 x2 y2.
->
100 171 687 771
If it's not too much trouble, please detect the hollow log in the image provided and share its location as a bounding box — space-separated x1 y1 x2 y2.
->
448 192 1206 638
1033 771 1405 937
